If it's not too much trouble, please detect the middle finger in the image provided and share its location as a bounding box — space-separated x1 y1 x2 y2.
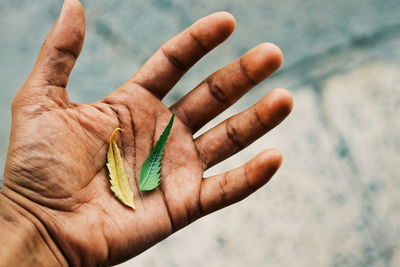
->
170 42 282 133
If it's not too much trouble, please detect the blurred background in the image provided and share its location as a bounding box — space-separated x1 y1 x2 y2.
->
1 0 400 266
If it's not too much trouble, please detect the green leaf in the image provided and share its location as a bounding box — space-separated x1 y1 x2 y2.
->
139 114 175 191
107 128 136 209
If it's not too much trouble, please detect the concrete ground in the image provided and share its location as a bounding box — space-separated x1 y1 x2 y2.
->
0 0 399 266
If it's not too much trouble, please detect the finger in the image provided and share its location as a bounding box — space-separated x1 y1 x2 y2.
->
130 12 235 99
200 149 282 215
23 0 85 102
171 43 282 133
195 88 293 169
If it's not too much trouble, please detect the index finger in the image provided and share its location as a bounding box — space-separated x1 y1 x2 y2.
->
129 12 236 99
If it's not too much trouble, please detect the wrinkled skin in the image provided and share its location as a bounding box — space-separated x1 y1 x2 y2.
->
1 0 293 266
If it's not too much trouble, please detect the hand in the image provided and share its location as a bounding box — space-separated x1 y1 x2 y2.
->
1 0 293 266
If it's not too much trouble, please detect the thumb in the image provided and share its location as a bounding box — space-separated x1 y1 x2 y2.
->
22 0 86 104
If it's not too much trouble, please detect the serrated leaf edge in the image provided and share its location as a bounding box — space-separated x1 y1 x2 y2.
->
139 114 175 191
107 128 136 209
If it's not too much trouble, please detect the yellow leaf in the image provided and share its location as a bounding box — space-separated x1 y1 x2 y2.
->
106 128 136 210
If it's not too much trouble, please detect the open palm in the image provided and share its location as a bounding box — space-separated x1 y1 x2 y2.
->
1 1 293 266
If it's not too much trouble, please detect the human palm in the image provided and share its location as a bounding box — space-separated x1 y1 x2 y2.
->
1 1 293 266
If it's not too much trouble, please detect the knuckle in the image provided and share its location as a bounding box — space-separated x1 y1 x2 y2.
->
161 47 187 71
225 119 243 150
206 78 229 105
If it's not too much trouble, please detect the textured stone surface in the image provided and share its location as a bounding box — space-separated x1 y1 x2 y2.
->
1 0 399 266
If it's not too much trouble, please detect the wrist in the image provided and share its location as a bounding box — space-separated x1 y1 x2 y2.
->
0 191 67 267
